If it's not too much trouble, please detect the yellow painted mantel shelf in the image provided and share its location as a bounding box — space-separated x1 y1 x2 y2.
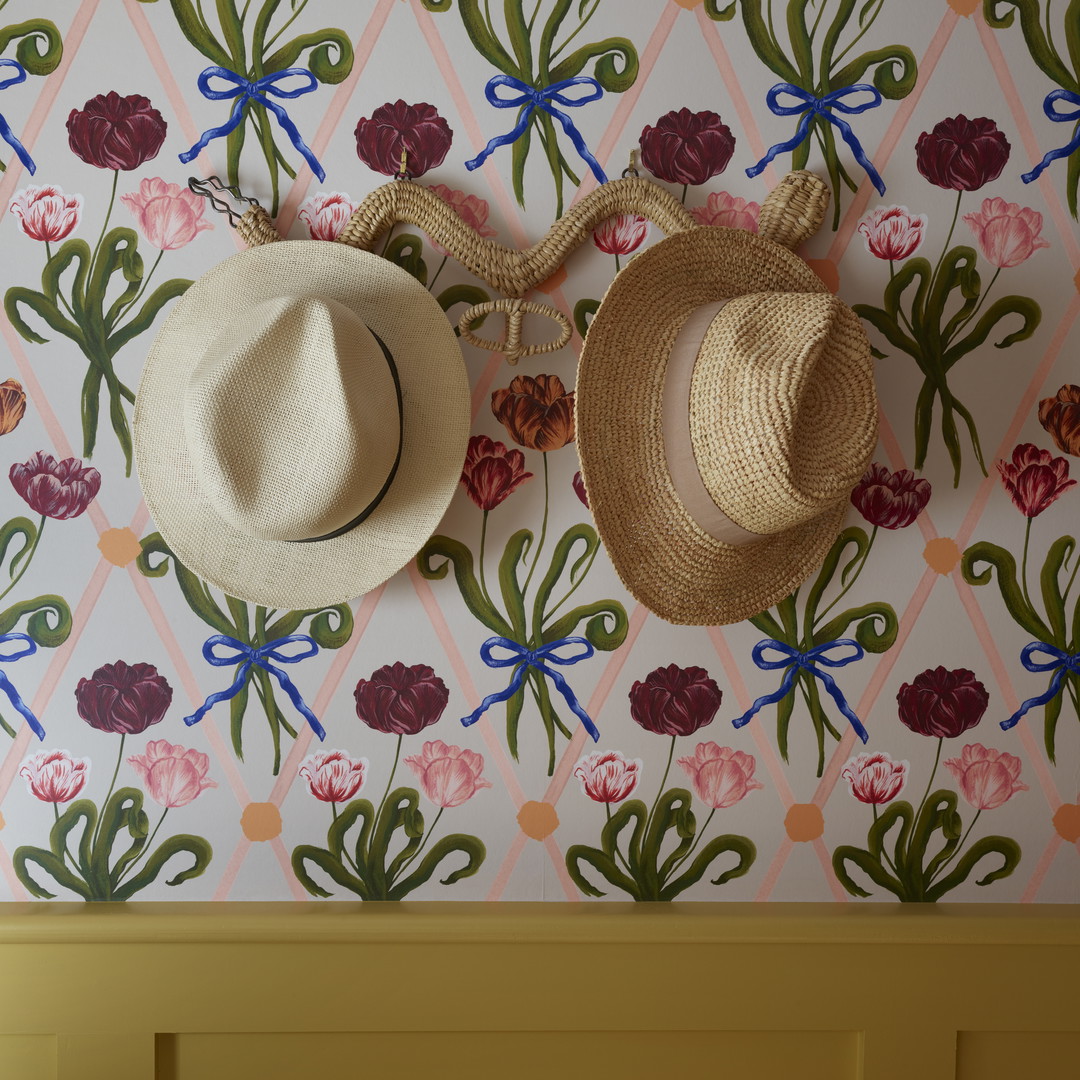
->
0 902 1076 1080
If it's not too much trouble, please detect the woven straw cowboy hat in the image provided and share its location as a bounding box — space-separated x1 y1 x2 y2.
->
133 240 469 610
576 172 878 626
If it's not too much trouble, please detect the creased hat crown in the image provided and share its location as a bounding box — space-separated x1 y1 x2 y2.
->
690 292 877 536
184 294 400 543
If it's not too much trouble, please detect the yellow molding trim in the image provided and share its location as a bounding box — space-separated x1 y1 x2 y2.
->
0 903 1076 1079
0 900 1078 944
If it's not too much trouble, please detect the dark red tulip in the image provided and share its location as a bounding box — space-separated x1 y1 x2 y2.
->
915 115 1009 192
460 434 532 511
354 100 452 178
1038 385 1080 457
639 108 735 187
10 451 100 520
491 374 575 452
996 443 1075 518
850 463 931 529
897 666 988 739
629 664 722 737
76 660 173 735
572 470 590 510
354 661 449 735
66 92 167 171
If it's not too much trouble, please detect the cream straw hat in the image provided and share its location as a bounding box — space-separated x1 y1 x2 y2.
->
133 240 469 610
576 173 878 626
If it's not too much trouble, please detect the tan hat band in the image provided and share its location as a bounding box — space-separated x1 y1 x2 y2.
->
661 301 762 547
293 326 403 544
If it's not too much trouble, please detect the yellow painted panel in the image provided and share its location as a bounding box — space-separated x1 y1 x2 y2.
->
0 1034 55 1080
158 1030 858 1080
956 1031 1080 1080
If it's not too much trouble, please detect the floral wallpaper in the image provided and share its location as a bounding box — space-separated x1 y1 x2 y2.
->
0 0 1076 904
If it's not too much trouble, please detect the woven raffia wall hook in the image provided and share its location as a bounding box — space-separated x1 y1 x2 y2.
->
458 298 572 364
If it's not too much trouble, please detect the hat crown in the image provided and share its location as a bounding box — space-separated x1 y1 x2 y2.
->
184 294 400 543
690 292 876 536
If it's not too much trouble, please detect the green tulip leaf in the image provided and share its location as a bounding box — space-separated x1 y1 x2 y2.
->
961 540 1052 640
574 298 599 341
852 301 920 363
386 833 486 899
326 799 374 887
833 45 918 99
1039 535 1076 643
867 798 914 880
89 787 148 892
545 599 628 652
720 1 800 81
263 30 354 84
638 787 696 899
550 37 638 91
0 19 63 75
13 845 92 900
498 529 531 641
0 515 37 580
137 532 234 635
112 833 213 900
503 0 533 71
144 0 231 65
924 834 1021 901
291 844 370 899
533 523 598 633
384 234 428 286
107 277 191 356
659 833 756 900
49 798 97 878
437 284 491 335
775 683 797 763
4 286 82 347
704 0 737 21
943 294 1041 371
600 798 647 872
502 701 535 764
0 593 71 648
804 526 869 628
982 1 1076 88
566 843 642 900
832 843 905 899
749 608 786 641
366 788 424 897
417 534 513 638
511 123 532 209
40 238 91 316
816 601 898 654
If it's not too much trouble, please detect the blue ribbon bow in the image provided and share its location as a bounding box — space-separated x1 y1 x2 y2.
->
1021 88 1080 184
731 638 869 743
0 632 44 740
0 59 36 174
461 635 599 741
465 74 608 184
184 634 325 739
746 82 885 195
179 65 326 181
1001 641 1080 730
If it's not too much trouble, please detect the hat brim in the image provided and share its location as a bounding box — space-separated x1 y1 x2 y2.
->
576 226 848 626
134 241 469 611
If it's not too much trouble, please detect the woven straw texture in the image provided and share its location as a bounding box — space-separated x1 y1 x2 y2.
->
690 292 877 535
133 241 469 610
576 225 876 626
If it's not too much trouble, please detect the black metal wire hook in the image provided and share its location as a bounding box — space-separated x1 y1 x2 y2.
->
187 176 261 228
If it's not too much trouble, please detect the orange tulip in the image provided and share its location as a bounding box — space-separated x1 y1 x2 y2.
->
1039 384 1080 456
491 373 575 451
0 379 26 435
